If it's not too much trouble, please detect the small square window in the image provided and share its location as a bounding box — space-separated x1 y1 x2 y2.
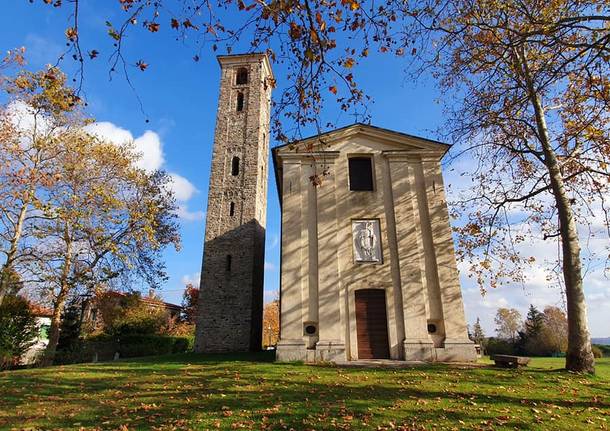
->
348 157 374 191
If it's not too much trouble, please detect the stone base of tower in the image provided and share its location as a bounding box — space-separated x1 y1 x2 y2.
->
194 327 252 354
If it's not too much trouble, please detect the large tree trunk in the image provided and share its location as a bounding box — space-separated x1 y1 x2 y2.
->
529 91 595 373
41 230 73 367
42 285 69 366
0 203 29 305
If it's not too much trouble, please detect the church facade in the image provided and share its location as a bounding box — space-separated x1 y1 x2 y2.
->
272 124 476 362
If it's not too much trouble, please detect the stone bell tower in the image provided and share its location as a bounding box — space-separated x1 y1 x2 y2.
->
194 53 273 352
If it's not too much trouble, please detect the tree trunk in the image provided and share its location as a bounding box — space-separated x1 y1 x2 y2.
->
528 90 595 373
41 229 73 367
42 285 69 366
0 203 29 305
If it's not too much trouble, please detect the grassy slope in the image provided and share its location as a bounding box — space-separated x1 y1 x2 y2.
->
0 354 608 430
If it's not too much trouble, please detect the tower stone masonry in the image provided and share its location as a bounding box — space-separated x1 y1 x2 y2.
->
194 53 273 352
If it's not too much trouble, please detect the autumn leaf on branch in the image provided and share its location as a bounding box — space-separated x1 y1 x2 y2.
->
65 27 77 41
147 22 160 32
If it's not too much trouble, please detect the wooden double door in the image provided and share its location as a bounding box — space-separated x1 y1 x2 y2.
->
355 289 390 359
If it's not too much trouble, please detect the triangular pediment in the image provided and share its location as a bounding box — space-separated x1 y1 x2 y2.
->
273 123 450 156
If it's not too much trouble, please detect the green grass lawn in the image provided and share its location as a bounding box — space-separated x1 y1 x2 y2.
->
0 354 608 430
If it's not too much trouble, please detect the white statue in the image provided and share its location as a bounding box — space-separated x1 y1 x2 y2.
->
353 220 381 262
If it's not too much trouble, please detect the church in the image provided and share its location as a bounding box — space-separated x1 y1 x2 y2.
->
194 52 476 363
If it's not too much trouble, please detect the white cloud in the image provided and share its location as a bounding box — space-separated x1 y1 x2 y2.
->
85 122 204 222
133 130 164 172
176 205 205 222
85 122 164 172
264 261 276 271
85 121 132 145
181 272 201 288
5 100 52 137
169 173 198 202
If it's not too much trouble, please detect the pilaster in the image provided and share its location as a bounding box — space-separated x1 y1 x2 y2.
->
385 152 435 361
314 154 346 362
422 158 475 360
276 158 307 361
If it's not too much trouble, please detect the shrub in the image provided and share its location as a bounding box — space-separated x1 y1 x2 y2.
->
107 305 168 337
116 335 192 358
0 295 39 369
56 334 192 363
593 344 610 357
162 317 195 337
591 345 603 359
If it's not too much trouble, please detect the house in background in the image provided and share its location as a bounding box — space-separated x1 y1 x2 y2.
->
82 290 183 331
21 303 53 365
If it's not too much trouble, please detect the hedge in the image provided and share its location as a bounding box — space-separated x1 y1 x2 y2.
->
55 334 193 364
116 335 193 358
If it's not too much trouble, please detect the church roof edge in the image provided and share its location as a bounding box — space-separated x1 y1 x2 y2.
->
273 122 451 152
271 123 452 204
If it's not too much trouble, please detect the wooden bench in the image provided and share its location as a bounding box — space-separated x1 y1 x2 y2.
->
492 354 530 368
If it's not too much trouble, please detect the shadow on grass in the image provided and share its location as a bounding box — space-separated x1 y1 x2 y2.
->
0 352 607 430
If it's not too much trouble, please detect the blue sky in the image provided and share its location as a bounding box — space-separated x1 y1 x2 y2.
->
3 1 608 337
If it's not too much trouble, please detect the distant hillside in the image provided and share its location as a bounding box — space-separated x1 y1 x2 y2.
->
592 337 610 346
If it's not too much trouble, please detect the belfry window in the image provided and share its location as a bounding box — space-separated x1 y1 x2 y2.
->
236 92 244 111
226 255 232 271
231 156 240 176
229 201 235 216
348 157 374 191
236 67 248 85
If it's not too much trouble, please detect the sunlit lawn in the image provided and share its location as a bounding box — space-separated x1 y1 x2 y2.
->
0 353 608 430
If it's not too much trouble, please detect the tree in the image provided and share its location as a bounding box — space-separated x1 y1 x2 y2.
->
0 295 39 369
54 299 86 362
409 0 607 373
494 308 522 343
0 66 81 305
34 139 180 363
0 67 181 365
26 0 399 142
181 284 199 324
519 305 545 355
541 306 569 355
524 305 544 339
262 300 279 348
471 317 485 348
